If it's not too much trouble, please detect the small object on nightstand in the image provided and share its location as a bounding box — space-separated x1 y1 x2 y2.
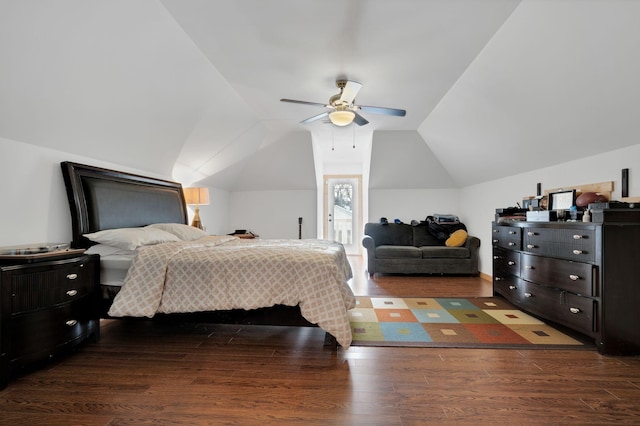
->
229 230 258 239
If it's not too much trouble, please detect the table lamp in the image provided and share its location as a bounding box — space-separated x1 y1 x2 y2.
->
183 187 210 230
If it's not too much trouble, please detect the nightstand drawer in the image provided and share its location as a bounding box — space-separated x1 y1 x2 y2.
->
1 253 99 389
10 258 94 313
9 296 96 360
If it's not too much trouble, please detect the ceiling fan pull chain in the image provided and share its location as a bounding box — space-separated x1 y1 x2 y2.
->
332 127 335 151
352 124 356 149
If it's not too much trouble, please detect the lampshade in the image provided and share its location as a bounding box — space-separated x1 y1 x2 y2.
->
183 187 210 206
329 109 355 126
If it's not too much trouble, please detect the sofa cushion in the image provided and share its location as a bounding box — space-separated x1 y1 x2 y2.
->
364 223 414 246
376 245 422 259
412 224 443 247
420 246 470 259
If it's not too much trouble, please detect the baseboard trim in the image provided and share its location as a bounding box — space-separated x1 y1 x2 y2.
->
480 272 492 282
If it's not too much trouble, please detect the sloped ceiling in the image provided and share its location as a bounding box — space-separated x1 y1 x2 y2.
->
418 0 640 186
1 1 638 189
369 131 456 189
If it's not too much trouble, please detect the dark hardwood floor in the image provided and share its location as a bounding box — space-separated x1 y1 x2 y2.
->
1 256 639 425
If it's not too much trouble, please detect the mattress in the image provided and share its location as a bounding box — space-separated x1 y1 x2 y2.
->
99 254 134 287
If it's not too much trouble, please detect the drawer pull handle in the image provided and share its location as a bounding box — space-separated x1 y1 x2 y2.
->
527 231 536 236
507 261 515 266
527 244 537 249
524 265 533 270
508 231 516 235
65 320 78 327
495 277 503 281
573 234 583 240
508 242 516 246
508 285 517 290
66 273 78 280
493 239 499 244
524 292 533 298
573 250 583 255
569 307 581 314
569 274 580 281
493 229 499 233
493 255 502 260
66 289 78 297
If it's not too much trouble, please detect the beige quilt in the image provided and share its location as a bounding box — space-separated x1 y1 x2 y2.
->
108 236 356 348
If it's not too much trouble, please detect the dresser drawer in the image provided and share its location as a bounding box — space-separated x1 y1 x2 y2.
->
493 275 524 305
557 292 596 336
493 248 520 276
9 296 97 360
523 227 596 263
517 281 595 336
520 253 596 296
492 225 522 250
10 258 95 313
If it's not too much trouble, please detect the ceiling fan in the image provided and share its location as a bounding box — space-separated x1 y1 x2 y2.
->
281 79 406 127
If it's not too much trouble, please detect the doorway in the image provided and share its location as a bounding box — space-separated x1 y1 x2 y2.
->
324 175 362 255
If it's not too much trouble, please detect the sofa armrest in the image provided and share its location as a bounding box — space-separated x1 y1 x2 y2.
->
362 235 376 275
465 235 481 251
465 236 481 275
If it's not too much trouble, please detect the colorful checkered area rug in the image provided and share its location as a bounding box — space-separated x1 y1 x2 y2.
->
349 296 590 349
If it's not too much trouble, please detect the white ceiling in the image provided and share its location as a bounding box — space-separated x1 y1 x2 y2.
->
1 0 639 188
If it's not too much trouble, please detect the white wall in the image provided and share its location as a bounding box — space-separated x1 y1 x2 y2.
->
0 137 231 247
459 143 640 276
189 187 230 236
0 138 155 246
228 190 317 239
368 189 461 225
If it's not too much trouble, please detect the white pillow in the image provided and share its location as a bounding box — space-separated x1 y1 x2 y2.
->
147 223 207 241
83 227 181 250
85 244 136 257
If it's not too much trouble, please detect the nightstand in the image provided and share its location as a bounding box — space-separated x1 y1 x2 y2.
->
0 250 100 389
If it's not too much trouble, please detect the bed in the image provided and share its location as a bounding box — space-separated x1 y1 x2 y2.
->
60 161 355 348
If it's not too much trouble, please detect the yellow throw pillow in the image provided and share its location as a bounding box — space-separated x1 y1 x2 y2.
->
446 229 468 247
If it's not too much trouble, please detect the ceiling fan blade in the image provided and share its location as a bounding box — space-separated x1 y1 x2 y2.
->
358 105 406 117
300 111 329 124
353 112 369 126
339 81 362 104
281 99 328 108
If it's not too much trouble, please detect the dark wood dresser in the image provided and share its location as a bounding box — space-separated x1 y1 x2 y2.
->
492 209 640 355
0 251 100 389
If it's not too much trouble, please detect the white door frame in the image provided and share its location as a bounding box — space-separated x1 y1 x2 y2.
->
324 175 362 255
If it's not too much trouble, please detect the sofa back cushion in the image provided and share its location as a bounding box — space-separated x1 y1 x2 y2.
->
364 223 413 247
412 224 444 247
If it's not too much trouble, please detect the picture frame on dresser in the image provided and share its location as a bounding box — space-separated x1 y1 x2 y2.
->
548 189 576 211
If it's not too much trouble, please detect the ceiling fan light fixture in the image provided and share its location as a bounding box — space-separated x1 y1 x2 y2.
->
329 109 355 126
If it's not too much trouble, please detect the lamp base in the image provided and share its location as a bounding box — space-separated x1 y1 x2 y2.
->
191 207 204 230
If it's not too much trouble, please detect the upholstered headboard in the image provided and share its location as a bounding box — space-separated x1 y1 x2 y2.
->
61 161 188 248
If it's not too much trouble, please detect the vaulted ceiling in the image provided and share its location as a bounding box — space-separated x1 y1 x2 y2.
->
1 1 638 189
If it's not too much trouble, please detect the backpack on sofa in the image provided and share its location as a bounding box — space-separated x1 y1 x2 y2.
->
426 216 467 241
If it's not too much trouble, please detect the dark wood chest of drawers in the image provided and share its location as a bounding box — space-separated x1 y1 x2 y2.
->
0 253 100 388
492 210 640 355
